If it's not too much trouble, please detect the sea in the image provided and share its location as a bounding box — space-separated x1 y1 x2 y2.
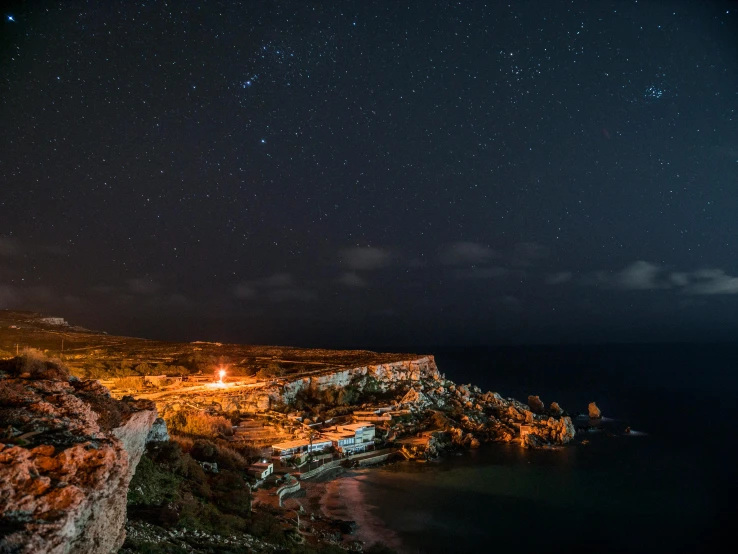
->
319 344 738 554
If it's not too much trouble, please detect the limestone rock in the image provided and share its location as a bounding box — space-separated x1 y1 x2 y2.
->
146 417 170 443
0 371 157 554
280 356 440 404
588 402 602 419
527 395 545 414
400 388 431 410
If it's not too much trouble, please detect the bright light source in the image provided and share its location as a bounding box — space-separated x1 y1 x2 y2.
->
218 368 226 384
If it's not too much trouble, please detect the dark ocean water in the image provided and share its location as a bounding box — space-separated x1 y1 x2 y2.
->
340 344 738 553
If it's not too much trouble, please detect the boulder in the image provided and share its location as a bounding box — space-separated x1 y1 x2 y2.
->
588 402 602 419
146 417 170 443
527 395 545 414
0 371 157 554
400 388 431 410
549 402 563 416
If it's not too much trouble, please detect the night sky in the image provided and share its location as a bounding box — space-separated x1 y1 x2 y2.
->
1 1 737 347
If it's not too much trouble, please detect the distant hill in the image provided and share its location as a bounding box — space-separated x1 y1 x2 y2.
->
0 310 419 380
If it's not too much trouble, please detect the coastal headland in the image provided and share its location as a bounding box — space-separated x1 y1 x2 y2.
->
0 310 577 553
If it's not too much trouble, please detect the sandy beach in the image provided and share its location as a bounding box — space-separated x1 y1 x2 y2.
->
284 469 405 552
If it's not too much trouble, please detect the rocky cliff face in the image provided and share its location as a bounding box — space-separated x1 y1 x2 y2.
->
0 360 157 554
281 355 440 403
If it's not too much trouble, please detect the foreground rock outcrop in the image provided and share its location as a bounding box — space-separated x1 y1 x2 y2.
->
0 355 157 554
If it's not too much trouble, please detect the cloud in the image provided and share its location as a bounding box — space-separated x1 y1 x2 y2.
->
439 242 497 266
683 269 738 295
127 278 161 295
91 284 119 295
27 286 54 303
234 283 256 299
261 272 295 287
268 288 316 302
0 285 20 307
616 261 664 290
579 261 738 296
234 272 316 302
337 272 368 288
545 272 572 285
153 293 192 308
670 273 690 287
451 267 517 280
0 238 21 257
0 284 57 309
512 242 549 267
340 247 391 270
581 261 667 290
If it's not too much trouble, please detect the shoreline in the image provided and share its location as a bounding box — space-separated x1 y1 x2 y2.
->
285 468 406 552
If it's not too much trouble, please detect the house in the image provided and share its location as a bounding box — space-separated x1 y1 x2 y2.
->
323 423 376 454
321 429 358 453
248 461 274 480
38 317 68 326
271 437 333 460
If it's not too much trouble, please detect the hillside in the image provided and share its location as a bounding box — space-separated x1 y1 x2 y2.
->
0 310 421 380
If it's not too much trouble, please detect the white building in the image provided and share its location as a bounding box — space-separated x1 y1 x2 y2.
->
339 422 376 443
248 461 274 480
271 438 333 459
323 423 376 454
38 317 68 326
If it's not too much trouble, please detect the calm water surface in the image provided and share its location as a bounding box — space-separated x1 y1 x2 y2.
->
330 345 737 553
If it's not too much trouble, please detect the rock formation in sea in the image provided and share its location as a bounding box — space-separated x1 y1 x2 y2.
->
0 354 158 554
588 401 602 419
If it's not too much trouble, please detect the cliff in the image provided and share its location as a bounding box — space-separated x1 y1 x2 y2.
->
0 355 157 554
280 355 439 403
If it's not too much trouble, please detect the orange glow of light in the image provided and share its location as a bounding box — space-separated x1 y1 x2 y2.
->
218 368 226 384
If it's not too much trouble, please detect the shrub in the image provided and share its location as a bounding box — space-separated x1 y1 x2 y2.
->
128 454 181 506
172 435 194 453
190 439 216 461
212 471 251 517
190 439 250 472
149 441 185 469
166 411 233 438
2 349 71 380
113 376 144 390
256 361 284 379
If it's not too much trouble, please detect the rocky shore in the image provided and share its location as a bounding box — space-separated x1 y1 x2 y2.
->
384 369 576 459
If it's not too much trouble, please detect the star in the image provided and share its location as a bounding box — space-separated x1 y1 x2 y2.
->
7 15 15 22
260 139 266 144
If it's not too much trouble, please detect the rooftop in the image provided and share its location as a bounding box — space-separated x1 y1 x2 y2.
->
321 431 356 441
340 422 375 431
272 438 332 451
